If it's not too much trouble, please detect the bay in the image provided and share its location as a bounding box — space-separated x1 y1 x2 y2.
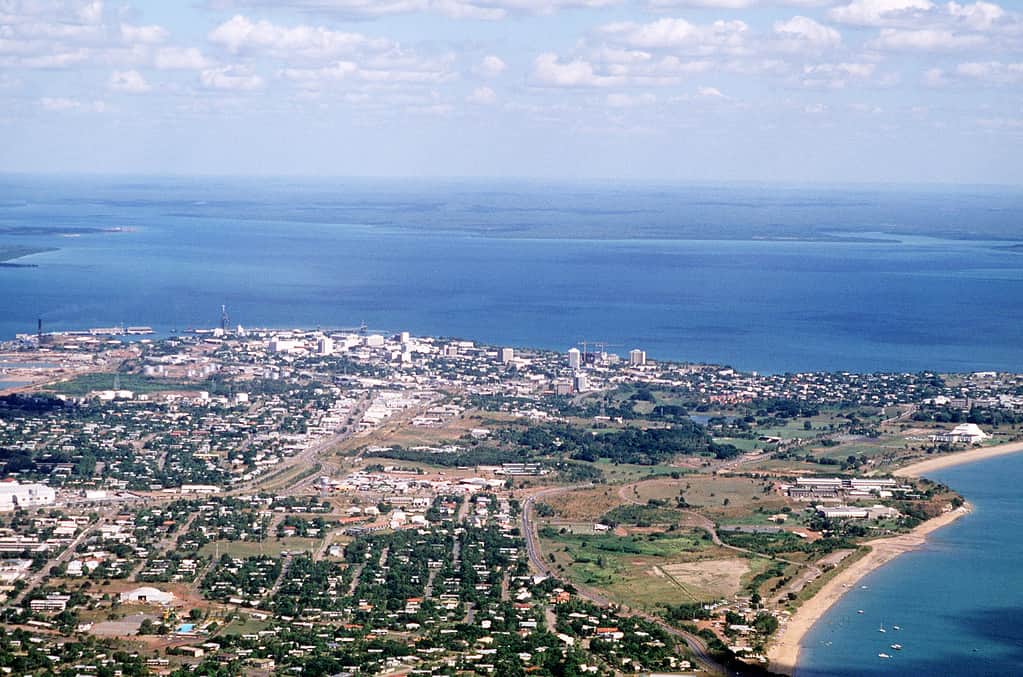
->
1 176 1022 373
798 452 1023 676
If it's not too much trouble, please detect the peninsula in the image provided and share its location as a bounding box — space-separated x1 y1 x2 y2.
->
0 325 1020 676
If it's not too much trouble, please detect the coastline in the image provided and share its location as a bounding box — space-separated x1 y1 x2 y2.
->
893 440 1023 478
769 439 1023 675
767 504 971 675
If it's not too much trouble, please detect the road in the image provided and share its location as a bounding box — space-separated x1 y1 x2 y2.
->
10 510 112 606
521 485 745 677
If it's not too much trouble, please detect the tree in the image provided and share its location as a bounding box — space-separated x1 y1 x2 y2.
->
754 612 779 635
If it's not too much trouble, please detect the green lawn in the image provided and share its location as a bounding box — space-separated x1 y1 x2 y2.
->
47 372 203 395
199 537 321 558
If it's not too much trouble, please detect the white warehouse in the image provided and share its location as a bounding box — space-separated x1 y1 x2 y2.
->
0 481 56 512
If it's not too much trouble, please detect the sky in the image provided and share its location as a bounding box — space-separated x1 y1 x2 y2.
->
0 0 1021 183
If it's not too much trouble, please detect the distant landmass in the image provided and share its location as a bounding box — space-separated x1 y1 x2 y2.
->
0 245 55 267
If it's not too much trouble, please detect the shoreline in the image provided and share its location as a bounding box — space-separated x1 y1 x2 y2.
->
893 440 1023 478
769 439 1023 675
767 504 971 675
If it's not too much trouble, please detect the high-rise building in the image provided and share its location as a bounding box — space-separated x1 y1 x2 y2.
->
400 331 411 345
573 372 588 392
567 347 581 369
317 336 334 355
629 349 646 366
499 347 514 364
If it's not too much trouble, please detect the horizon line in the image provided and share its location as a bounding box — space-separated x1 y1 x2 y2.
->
0 171 1021 191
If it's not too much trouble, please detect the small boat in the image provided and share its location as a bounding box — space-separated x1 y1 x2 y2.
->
878 653 891 659
861 585 869 589
857 610 864 614
891 644 903 650
893 625 901 630
879 624 887 633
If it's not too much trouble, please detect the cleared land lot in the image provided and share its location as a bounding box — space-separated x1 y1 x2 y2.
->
540 529 772 608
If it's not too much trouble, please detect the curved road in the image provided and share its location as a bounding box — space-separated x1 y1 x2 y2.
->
522 485 748 677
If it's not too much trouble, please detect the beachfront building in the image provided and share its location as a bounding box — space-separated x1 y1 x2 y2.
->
785 477 903 501
931 423 990 445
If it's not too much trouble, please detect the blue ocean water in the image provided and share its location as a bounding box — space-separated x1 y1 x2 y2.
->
1 176 1022 373
798 452 1023 677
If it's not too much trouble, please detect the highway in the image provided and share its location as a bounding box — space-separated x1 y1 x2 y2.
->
521 485 749 677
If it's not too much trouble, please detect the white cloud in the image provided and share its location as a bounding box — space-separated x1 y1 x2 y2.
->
466 86 497 103
696 85 725 97
77 1 103 25
0 0 105 69
802 62 877 87
829 0 935 27
206 0 622 20
599 18 750 55
947 1 1005 30
208 15 394 59
806 62 876 77
280 62 359 83
773 16 842 50
646 0 833 6
647 0 755 8
206 0 432 19
474 55 507 78
830 0 1014 34
12 50 91 69
39 97 106 112
532 52 625 87
871 27 984 49
955 61 1023 82
280 57 454 86
200 66 264 90
154 47 213 71
120 23 169 45
108 69 151 93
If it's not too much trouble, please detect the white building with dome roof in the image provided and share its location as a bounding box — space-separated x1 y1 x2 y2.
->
931 423 989 445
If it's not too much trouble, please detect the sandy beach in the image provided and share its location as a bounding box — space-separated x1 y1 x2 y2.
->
767 504 972 675
769 440 1023 674
894 440 1023 478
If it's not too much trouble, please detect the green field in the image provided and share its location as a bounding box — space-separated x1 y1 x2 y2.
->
592 459 701 482
713 437 761 451
199 537 321 558
540 529 758 607
47 372 203 395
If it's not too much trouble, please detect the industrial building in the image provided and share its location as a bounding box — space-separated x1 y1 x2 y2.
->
0 481 56 512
